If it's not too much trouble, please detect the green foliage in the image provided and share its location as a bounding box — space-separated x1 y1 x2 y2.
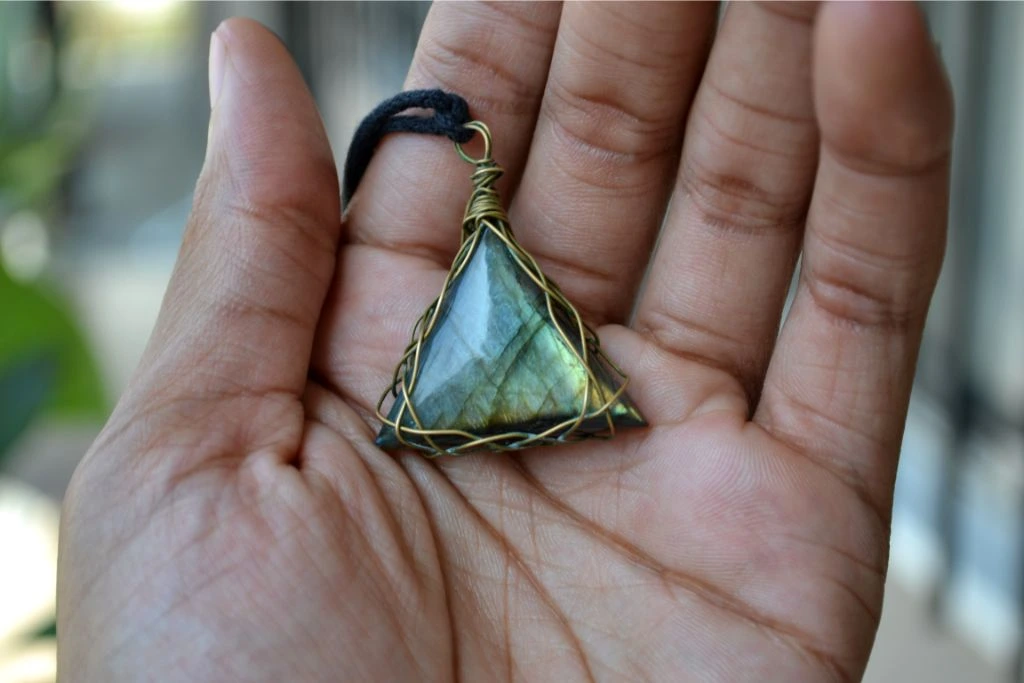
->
0 130 77 211
0 265 107 466
30 618 57 640
0 91 92 212
0 2 104 651
0 349 57 460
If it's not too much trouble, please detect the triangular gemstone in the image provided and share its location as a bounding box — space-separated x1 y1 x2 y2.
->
376 227 645 453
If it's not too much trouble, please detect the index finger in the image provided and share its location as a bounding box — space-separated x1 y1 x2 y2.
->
344 3 561 268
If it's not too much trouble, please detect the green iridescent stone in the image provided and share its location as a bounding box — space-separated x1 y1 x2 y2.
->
376 227 645 453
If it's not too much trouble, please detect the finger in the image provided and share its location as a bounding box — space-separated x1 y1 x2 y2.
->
755 2 953 511
633 2 821 404
499 3 716 325
140 18 340 402
505 2 718 325
345 2 561 267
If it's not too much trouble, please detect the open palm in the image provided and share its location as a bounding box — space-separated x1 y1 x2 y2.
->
58 4 953 681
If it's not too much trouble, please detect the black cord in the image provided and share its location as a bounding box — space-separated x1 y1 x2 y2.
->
343 89 475 206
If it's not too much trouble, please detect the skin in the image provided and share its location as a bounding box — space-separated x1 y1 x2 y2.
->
57 2 953 682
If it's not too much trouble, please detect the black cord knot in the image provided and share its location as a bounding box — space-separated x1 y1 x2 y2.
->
343 89 475 206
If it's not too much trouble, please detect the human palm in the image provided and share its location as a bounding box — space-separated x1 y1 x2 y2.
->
58 4 953 681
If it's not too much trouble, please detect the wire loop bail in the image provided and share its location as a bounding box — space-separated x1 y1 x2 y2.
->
456 121 507 240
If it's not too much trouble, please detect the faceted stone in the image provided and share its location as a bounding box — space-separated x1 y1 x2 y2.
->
376 227 645 453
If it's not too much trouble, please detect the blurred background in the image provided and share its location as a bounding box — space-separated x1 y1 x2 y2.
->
0 2 1021 681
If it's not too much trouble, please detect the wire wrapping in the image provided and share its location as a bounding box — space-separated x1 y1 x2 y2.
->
375 122 632 456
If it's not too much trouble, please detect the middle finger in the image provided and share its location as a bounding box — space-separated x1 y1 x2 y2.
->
508 2 718 325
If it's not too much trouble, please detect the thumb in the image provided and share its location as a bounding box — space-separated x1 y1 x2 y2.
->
138 18 341 406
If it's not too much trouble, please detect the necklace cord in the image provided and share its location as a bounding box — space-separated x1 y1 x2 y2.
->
342 89 474 206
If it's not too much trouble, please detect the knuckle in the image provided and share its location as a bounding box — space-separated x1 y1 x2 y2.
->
641 307 741 356
413 31 541 118
803 219 939 331
822 97 954 178
802 267 920 331
218 282 311 329
826 140 952 180
245 156 339 236
540 5 713 165
702 79 816 130
183 196 335 327
679 154 809 237
638 306 757 380
544 76 680 164
754 1 817 25
225 197 337 262
194 151 339 271
678 80 817 238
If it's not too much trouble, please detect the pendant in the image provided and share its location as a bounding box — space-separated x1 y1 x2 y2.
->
375 121 645 456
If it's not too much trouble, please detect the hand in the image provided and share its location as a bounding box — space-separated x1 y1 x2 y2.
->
58 4 953 681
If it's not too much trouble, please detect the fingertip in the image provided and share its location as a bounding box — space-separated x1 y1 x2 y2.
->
201 15 337 221
211 17 296 88
213 17 281 49
814 1 954 170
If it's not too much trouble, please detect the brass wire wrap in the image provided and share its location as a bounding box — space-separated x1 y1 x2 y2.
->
375 121 631 457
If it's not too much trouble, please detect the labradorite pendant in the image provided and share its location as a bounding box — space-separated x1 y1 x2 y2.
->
375 121 645 456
